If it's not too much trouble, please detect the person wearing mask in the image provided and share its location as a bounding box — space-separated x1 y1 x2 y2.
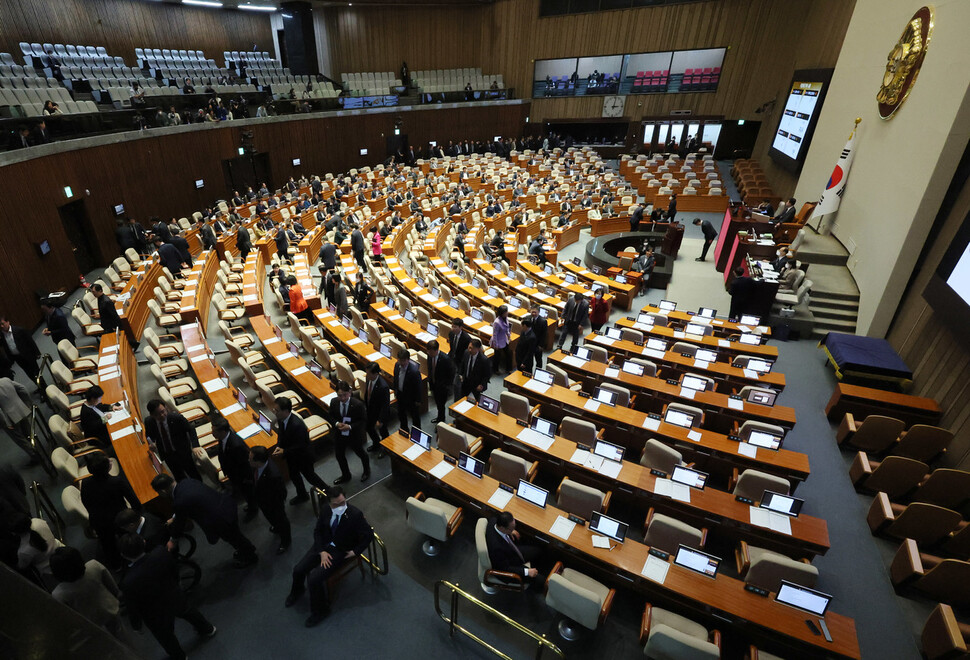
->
588 288 611 333
489 305 512 375
327 381 370 485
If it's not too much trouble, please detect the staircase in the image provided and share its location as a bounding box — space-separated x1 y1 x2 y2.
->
796 233 860 338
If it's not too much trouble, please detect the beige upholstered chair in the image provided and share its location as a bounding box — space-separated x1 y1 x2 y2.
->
487 449 538 487
556 477 609 521
730 469 791 501
435 423 482 458
545 561 615 640
639 439 685 475
405 491 463 556
499 391 535 422
559 416 599 446
643 509 707 554
735 541 818 592
640 604 722 659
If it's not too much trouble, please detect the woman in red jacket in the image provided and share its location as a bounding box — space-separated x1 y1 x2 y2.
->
588 288 610 333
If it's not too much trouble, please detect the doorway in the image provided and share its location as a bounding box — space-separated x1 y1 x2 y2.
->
58 199 101 274
223 152 272 197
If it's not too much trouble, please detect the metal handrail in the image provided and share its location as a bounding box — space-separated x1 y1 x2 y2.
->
311 487 388 577
29 481 66 541
27 403 55 478
433 580 564 660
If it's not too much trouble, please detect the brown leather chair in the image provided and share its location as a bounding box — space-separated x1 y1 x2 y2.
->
868 493 965 546
893 425 954 463
921 603 970 660
836 413 906 452
891 539 970 607
911 469 970 510
849 453 929 498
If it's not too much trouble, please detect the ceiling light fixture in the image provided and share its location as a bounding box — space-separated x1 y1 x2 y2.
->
183 0 224 7
239 3 277 11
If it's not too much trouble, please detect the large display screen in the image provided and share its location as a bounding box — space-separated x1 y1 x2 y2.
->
924 201 970 342
768 69 832 173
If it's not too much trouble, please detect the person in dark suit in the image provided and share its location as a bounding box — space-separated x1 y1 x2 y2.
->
231 191 245 207
425 340 455 424
40 300 75 346
118 533 216 660
168 234 192 266
529 230 548 265
330 273 349 318
91 284 121 334
485 512 542 581
728 266 758 319
0 317 40 381
692 217 718 262
211 417 255 515
558 292 589 352
352 272 373 313
629 203 644 232
11 126 32 149
79 386 116 452
143 399 202 482
236 219 252 261
773 198 797 225
151 217 173 243
350 226 366 269
153 238 185 275
124 217 148 253
115 508 170 552
458 339 491 399
285 486 374 627
362 363 389 458
150 473 257 567
197 219 217 250
274 225 290 263
249 445 291 553
328 380 370 484
448 318 471 364
0 463 29 517
319 240 337 273
515 318 539 373
392 348 422 432
80 453 139 568
272 395 329 504
666 194 678 223
529 306 549 368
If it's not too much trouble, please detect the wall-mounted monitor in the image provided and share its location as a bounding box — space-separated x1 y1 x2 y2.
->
769 69 833 173
113 204 125 216
195 179 205 189
292 158 301 166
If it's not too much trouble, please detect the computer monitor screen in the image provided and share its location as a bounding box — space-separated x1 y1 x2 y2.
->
449 298 460 309
564 274 577 284
747 358 773 373
470 309 483 321
593 440 624 463
525 278 535 288
426 323 438 337
664 408 694 428
698 307 717 318
357 329 369 344
594 388 617 406
544 265 554 275
458 452 485 478
572 257 581 266
404 309 415 323
533 368 554 385
341 315 351 329
622 360 644 376
508 297 520 308
685 322 707 336
417 277 426 288
487 286 499 298
592 265 602 274
380 343 392 359
637 312 655 325
671 465 708 490
748 430 783 450
589 512 628 543
431 286 440 298
478 394 500 414
674 545 720 578
538 307 549 319
775 581 832 616
471 277 481 289
574 346 591 361
387 298 395 310
740 314 761 326
739 333 761 345
544 286 556 296
309 360 323 378
236 389 246 407
681 375 708 391
274 325 283 340
695 349 718 363
258 411 273 434
746 389 777 407
409 426 432 450
659 300 676 311
647 338 667 352
516 480 548 508
531 417 556 438
615 274 627 284
605 327 623 340
761 490 804 517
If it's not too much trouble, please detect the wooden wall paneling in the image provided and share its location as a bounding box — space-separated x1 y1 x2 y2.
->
0 0 273 67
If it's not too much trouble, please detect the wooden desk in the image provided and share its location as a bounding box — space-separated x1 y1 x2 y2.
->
824 383 942 427
173 251 218 332
241 250 266 316
614 318 779 361
546 350 796 432
589 216 632 237
560 260 636 311
450 400 827 558
503 372 810 488
638 303 772 338
381 432 858 659
518 260 610 307
117 259 164 344
250 315 336 410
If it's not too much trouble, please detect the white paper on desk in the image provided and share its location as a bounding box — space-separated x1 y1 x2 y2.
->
415 332 434 343
737 442 758 459
583 398 601 413
99 369 120 380
189 354 209 363
105 344 121 353
641 554 670 584
596 336 615 345
347 337 363 346
743 369 759 380
98 354 117 368
291 366 309 376
328 320 342 328
549 516 576 541
604 367 620 379
366 352 383 362
487 488 514 509
244 294 257 302
479 325 493 335
643 348 666 360
653 478 691 503
712 320 722 326
320 393 337 406
717 338 729 348
221 403 243 416
591 535 612 550
634 322 653 332
264 336 281 345
429 461 454 479
687 430 702 442
679 387 696 400
523 379 551 394
403 444 426 461
420 294 436 303
643 417 661 431
693 359 711 370
107 409 130 424
179 306 191 313
109 425 134 441
187 344 205 354
738 325 752 333
433 301 446 308
767 511 792 535
727 398 744 411
673 331 686 339
201 379 224 394
238 423 262 439
517 427 554 451
453 399 474 415
598 460 622 479
561 355 585 368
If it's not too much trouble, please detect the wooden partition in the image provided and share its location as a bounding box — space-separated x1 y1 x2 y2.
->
119 260 163 344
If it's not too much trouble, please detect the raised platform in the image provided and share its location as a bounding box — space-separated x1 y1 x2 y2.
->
583 231 672 289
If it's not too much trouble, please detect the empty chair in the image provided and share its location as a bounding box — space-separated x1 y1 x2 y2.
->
735 541 818 592
61 485 91 532
144 345 188 379
664 402 705 428
730 469 790 501
680 373 715 392
892 425 954 463
474 518 526 593
143 327 184 359
586 345 609 364
643 509 706 554
71 307 103 337
639 439 685 475
836 413 908 453
556 477 610 521
737 420 785 443
499 391 535 422
891 539 970 607
405 491 463 556
921 603 970 660
545 364 583 391
671 341 696 357
487 449 537 487
640 604 722 660
868 494 964 546
158 386 209 423
545 561 615 640
559 416 599 446
911 469 970 510
50 360 97 395
435 423 482 458
150 364 197 399
849 453 929 498
627 358 658 377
